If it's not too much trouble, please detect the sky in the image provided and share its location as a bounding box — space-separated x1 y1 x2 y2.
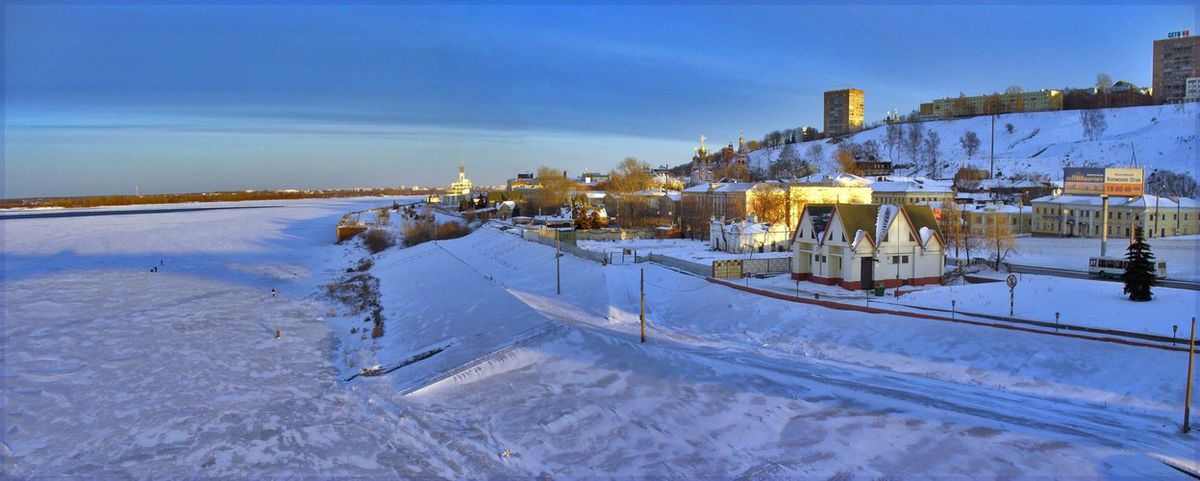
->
3 4 1195 198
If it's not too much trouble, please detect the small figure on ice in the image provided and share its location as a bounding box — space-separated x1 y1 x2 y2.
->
271 288 276 297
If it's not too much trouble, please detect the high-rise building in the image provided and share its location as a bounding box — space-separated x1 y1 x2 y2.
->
823 89 864 137
1153 33 1199 102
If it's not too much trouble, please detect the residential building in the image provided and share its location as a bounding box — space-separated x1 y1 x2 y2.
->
791 204 945 290
962 203 1033 236
870 178 955 206
963 178 1056 205
1030 194 1200 238
824 89 864 137
1186 77 1200 100
604 189 680 228
680 181 782 239
1153 34 1200 103
1062 82 1156 110
919 89 1063 119
783 175 874 229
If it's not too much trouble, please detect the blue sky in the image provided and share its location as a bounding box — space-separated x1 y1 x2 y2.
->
3 4 1194 198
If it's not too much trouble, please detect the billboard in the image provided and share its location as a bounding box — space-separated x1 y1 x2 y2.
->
1062 167 1144 197
1063 167 1105 195
1103 168 1144 197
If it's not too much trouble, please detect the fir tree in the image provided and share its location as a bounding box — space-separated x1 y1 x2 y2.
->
1122 228 1155 301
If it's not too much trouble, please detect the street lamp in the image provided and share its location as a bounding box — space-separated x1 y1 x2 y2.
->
951 300 956 320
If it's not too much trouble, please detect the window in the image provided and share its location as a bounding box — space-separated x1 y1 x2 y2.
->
891 255 900 264
902 255 909 264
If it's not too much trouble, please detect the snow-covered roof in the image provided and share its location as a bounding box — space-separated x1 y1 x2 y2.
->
1031 194 1199 209
682 182 759 193
963 203 1031 214
870 179 954 194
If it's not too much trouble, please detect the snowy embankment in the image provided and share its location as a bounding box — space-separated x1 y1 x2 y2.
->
749 102 1198 181
361 226 1198 478
5 206 1199 478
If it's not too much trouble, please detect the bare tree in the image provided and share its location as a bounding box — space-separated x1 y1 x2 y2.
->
959 131 981 159
884 122 902 162
607 157 654 194
1005 85 1023 94
804 144 824 170
905 122 925 164
984 214 1015 270
923 131 942 178
1147 170 1200 198
747 186 788 225
1095 73 1113 91
1080 109 1108 141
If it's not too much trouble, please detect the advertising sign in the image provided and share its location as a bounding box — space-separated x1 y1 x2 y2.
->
1168 30 1191 39
1103 168 1144 197
1062 167 1144 197
1063 167 1105 195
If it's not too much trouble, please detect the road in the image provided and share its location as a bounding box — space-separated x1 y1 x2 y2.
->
1004 262 1200 291
947 259 1200 291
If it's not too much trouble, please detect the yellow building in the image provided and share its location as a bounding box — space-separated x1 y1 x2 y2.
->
824 89 864 136
784 175 874 229
920 89 1063 119
1031 194 1200 238
870 179 955 206
962 203 1033 236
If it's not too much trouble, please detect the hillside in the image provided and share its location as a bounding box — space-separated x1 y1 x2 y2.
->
749 103 1198 182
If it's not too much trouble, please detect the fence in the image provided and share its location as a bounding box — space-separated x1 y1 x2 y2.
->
742 257 792 276
521 229 609 264
643 253 712 277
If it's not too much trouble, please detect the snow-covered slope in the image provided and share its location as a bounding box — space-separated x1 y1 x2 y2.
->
749 103 1198 180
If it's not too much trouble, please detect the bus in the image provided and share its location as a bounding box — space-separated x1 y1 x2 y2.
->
1087 257 1167 279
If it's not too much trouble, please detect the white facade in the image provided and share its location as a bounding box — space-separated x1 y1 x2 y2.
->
709 218 790 254
792 204 945 290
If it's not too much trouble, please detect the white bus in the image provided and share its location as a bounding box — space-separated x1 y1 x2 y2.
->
1087 257 1167 279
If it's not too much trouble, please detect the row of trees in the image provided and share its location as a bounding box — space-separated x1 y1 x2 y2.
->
937 202 1015 271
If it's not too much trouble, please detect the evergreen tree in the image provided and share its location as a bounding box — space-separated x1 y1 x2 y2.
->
1122 228 1156 301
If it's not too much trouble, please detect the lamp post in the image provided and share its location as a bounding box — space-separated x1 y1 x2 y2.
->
951 300 956 320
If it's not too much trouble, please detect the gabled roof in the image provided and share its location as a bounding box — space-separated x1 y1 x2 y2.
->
797 203 945 250
901 204 945 248
791 204 835 244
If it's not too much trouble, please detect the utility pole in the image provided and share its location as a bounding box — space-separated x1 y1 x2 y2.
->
556 229 561 295
640 268 646 343
989 115 995 178
1100 194 1109 257
1184 317 1195 433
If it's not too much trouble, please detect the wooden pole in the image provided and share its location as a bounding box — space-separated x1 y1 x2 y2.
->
1185 317 1196 433
556 230 561 295
639 268 646 343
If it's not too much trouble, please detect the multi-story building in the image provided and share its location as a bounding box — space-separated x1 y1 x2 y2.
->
1153 34 1200 103
870 178 955 206
919 90 1062 119
823 89 864 137
783 176 873 229
680 181 771 239
962 203 1033 236
1030 194 1200 238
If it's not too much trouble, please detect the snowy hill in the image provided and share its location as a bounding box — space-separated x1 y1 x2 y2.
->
749 103 1198 182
